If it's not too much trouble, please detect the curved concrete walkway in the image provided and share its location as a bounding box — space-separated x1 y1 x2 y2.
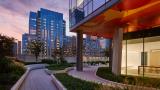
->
68 66 109 84
68 66 158 90
19 66 58 90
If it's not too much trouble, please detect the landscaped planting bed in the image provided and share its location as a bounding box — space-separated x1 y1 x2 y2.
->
55 73 100 90
0 57 25 90
96 67 160 89
55 73 126 90
47 63 74 70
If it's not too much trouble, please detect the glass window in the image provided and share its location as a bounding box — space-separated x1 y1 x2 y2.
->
83 0 90 6
122 27 160 78
71 0 77 12
93 0 105 11
84 5 88 17
144 36 160 77
77 0 84 7
121 28 143 76
88 0 93 15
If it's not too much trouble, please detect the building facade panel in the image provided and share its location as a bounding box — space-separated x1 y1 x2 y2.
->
29 12 37 35
22 33 29 54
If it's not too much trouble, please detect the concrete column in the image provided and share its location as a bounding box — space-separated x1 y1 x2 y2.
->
109 39 112 70
76 31 83 71
112 28 123 75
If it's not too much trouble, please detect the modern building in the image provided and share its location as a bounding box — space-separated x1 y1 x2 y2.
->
22 12 37 55
83 35 105 57
29 12 37 35
69 0 160 77
17 41 21 55
22 33 37 55
63 36 76 56
12 42 17 57
63 20 66 36
22 8 66 59
22 33 30 54
35 8 66 58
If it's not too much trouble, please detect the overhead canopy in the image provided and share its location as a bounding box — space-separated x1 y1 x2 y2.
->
71 0 160 38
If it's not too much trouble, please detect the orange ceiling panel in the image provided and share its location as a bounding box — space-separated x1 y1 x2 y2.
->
113 0 152 10
73 0 160 38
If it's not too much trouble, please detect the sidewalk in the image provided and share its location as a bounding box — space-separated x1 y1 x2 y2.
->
67 66 157 90
68 66 109 84
18 64 58 90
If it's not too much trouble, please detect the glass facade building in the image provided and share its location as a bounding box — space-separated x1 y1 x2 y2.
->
22 8 66 58
83 35 105 57
63 36 76 56
22 33 30 54
121 27 160 77
29 12 37 35
18 41 21 55
36 8 65 58
69 0 118 27
12 42 18 57
69 0 160 77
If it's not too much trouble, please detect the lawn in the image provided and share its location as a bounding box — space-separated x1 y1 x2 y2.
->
55 73 100 90
47 63 74 70
96 67 160 89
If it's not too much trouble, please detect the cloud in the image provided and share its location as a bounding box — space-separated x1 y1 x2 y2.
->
0 0 74 41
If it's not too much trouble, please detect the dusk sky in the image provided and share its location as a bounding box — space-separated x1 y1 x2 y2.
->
0 0 74 41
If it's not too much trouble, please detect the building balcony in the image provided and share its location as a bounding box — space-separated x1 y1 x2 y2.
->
69 0 120 31
69 0 160 38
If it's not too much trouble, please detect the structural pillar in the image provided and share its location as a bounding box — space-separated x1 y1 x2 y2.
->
112 28 123 75
109 39 113 70
76 31 83 71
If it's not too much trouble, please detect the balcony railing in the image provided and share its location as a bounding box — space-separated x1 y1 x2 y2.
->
138 66 160 75
69 0 113 27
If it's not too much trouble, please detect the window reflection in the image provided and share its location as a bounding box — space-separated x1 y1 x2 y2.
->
121 27 160 78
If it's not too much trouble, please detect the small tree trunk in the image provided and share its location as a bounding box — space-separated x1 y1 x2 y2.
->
36 55 38 62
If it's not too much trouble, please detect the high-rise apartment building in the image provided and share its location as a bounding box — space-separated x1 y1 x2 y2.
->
22 12 37 55
83 35 105 57
63 20 66 36
18 41 21 55
12 42 17 57
29 12 37 35
22 33 37 55
22 33 29 54
36 8 65 58
22 8 66 58
63 36 76 56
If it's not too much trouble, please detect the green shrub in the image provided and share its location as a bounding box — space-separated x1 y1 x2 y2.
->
55 73 100 90
0 57 25 90
47 63 74 70
24 62 42 65
96 67 160 89
84 61 108 65
41 59 56 64
0 85 10 90
0 57 12 73
23 59 69 65
61 60 67 64
10 63 25 75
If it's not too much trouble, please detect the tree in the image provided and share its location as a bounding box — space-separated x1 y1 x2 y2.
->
59 47 65 63
104 48 110 58
27 40 43 62
0 34 15 59
52 47 65 64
